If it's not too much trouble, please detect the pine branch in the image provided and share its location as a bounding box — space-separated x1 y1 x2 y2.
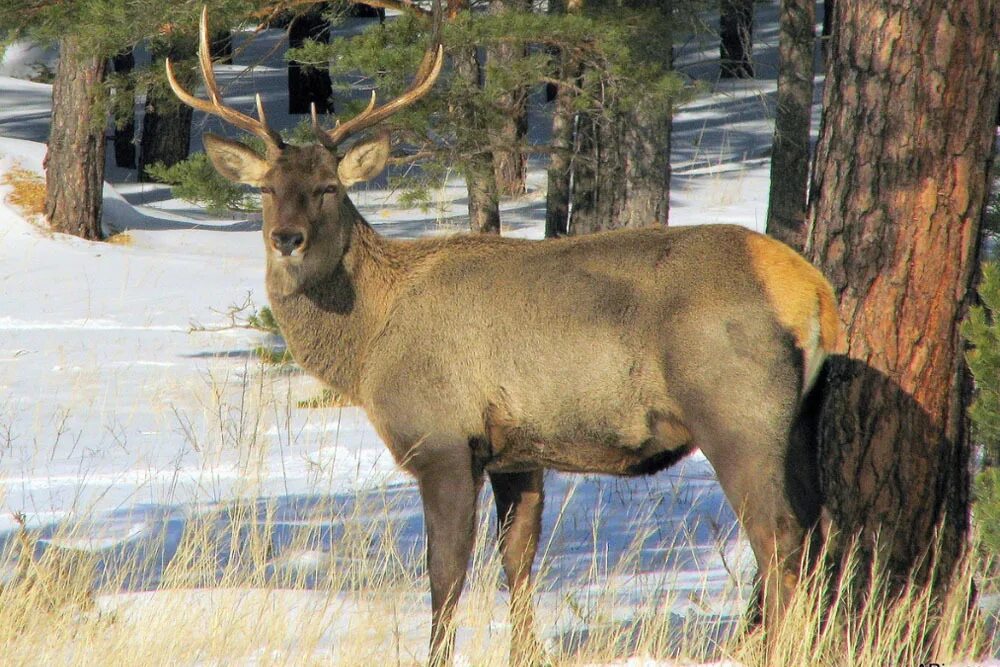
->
253 0 431 22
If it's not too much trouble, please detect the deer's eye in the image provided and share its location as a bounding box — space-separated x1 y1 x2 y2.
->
260 186 274 195
321 185 338 196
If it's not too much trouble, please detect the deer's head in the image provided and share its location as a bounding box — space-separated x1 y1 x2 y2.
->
167 8 442 292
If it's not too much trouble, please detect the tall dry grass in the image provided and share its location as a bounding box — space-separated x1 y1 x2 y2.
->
0 361 995 666
0 485 994 666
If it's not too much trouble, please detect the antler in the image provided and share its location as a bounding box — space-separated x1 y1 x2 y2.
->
312 43 445 150
166 6 284 151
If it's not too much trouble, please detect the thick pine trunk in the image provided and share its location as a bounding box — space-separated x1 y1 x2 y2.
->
720 0 754 78
489 0 529 197
618 83 671 228
455 44 501 234
568 0 672 235
288 5 334 114
806 0 1000 594
139 38 195 181
765 0 815 252
45 37 107 241
111 49 136 169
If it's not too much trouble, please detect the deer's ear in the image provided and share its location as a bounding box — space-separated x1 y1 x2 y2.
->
203 133 268 185
338 133 390 187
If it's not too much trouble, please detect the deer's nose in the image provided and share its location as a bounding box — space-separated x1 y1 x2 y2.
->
270 231 305 256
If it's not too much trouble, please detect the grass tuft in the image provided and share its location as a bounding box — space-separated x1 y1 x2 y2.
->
105 231 134 246
0 165 46 220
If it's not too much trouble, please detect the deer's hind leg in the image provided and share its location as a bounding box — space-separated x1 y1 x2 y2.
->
490 469 546 666
700 403 823 634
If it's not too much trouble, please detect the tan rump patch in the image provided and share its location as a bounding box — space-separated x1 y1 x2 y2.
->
745 234 839 352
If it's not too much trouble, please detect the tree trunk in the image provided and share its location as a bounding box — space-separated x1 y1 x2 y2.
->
765 0 815 252
111 49 136 169
449 0 501 234
544 0 576 237
45 37 107 241
568 0 672 235
805 0 1000 596
489 0 530 197
211 30 233 65
288 5 334 114
139 38 195 181
544 56 577 238
455 44 501 234
720 0 754 78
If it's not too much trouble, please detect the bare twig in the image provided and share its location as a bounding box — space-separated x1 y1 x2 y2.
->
188 292 276 334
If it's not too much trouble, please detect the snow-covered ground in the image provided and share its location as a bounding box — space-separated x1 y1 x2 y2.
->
0 6 996 666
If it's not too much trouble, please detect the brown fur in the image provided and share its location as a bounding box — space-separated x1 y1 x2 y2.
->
199 138 838 666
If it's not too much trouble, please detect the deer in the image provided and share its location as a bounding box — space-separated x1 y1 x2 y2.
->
167 8 838 665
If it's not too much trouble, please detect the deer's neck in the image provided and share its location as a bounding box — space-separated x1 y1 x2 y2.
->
265 215 408 400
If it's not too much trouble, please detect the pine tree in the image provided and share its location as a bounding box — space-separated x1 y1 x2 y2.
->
288 3 686 233
765 0 815 252
805 0 1000 601
2 1 273 240
963 258 1000 559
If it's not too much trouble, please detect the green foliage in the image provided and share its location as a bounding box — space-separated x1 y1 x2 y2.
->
145 153 258 214
146 119 318 213
974 468 1000 559
288 5 689 198
964 262 1000 466
2 1 260 57
245 306 292 365
964 260 1000 558
253 344 294 365
246 306 281 336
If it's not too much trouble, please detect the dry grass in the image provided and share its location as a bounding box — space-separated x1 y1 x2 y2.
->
0 365 994 666
105 231 134 245
0 164 46 220
0 493 994 667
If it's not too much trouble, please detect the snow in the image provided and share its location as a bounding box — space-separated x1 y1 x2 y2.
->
0 6 995 665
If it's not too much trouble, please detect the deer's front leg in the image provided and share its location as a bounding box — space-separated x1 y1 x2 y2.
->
490 469 545 666
417 445 482 667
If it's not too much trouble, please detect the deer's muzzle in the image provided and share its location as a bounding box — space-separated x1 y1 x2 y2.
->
270 230 305 257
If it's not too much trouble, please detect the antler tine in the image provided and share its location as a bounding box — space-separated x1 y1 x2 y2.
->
312 102 337 150
323 44 444 148
411 47 437 91
165 6 283 150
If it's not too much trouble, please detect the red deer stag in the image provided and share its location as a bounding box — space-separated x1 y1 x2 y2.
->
168 8 838 665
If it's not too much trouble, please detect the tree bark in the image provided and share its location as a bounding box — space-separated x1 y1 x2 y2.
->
805 0 1000 595
139 38 196 181
568 0 672 235
544 56 577 238
765 0 815 252
449 0 501 234
454 45 501 234
720 0 754 78
489 0 530 197
544 0 576 237
111 49 136 169
288 5 334 114
45 37 107 241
